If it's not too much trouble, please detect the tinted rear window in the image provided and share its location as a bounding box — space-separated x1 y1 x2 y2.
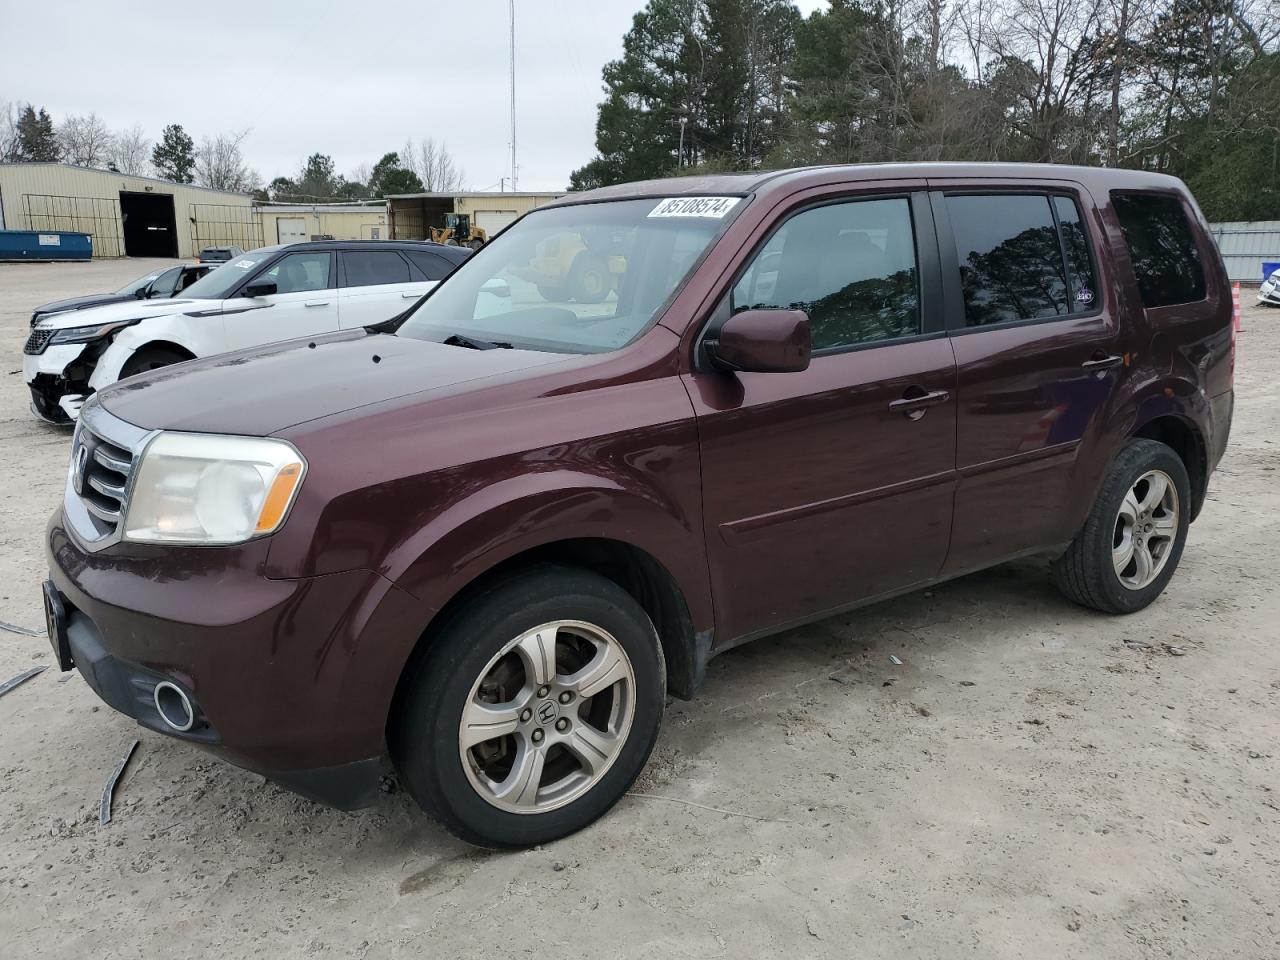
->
1111 193 1206 308
947 194 1070 326
344 250 411 287
404 249 456 281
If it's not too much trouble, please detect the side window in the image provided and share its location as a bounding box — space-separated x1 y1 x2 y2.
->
1053 196 1098 310
1111 192 1206 308
947 194 1070 326
343 250 411 287
262 253 331 294
731 197 920 351
150 266 183 296
404 249 455 281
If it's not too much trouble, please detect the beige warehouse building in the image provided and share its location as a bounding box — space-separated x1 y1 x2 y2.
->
257 203 389 245
0 162 255 258
386 190 565 242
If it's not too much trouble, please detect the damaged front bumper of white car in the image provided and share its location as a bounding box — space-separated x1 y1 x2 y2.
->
22 319 138 425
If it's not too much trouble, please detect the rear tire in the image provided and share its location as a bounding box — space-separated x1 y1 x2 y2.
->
119 347 191 379
391 565 665 848
1052 438 1191 614
468 239 484 251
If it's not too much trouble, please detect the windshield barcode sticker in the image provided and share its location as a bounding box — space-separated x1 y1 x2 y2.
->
648 197 741 219
232 259 255 269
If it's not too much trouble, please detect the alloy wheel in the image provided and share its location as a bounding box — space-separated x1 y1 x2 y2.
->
1113 469 1179 590
459 620 635 814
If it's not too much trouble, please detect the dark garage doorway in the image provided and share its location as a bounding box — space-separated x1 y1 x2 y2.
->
120 191 178 257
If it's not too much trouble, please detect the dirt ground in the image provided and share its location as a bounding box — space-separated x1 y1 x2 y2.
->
0 258 1276 959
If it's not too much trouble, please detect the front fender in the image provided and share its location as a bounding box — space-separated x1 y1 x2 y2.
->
87 316 215 391
387 470 712 624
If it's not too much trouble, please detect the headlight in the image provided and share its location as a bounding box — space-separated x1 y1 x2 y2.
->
48 318 141 345
123 433 306 544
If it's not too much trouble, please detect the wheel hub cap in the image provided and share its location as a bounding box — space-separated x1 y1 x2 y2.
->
1113 469 1179 591
459 620 636 815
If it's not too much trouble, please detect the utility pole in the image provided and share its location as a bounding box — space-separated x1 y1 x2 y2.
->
509 0 517 191
678 117 688 169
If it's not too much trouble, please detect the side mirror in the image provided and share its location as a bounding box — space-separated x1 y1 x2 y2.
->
135 287 150 299
244 279 277 298
705 309 811 373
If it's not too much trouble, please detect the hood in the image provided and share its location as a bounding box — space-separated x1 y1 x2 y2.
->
33 297 205 330
33 293 134 318
96 330 567 435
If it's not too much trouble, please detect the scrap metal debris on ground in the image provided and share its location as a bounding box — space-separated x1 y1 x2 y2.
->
0 619 41 638
0 665 47 698
99 739 140 826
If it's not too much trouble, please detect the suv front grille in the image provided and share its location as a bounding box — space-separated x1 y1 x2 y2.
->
74 427 134 533
64 402 151 549
24 328 54 355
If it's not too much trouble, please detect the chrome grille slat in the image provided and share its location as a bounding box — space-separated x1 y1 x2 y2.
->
92 447 131 474
87 475 125 501
83 498 121 522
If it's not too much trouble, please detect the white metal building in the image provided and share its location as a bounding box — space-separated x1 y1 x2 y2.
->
0 163 256 258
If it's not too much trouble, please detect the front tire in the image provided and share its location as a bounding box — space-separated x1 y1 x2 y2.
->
119 346 191 379
1052 438 1191 614
391 566 665 848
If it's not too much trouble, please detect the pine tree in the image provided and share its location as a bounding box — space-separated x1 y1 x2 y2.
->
152 123 195 183
15 105 60 161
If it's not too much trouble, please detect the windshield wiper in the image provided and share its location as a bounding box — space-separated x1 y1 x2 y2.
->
442 333 512 350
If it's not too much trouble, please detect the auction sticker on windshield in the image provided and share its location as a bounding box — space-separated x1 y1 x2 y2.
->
648 197 741 218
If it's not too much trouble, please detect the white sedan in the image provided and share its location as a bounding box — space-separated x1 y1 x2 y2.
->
23 240 468 423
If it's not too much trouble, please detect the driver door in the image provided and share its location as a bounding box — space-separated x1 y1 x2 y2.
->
222 251 338 352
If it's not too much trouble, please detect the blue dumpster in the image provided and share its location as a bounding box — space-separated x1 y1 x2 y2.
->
0 230 92 261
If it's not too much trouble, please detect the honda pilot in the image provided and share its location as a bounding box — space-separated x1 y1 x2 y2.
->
43 163 1234 847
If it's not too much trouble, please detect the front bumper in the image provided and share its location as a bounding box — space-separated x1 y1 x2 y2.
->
45 512 430 810
24 346 90 424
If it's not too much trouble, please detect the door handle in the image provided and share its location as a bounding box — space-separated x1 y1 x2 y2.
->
401 292 420 299
304 300 330 308
888 388 950 419
1081 354 1123 372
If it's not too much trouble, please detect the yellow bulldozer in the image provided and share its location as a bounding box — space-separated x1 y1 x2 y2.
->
429 212 487 250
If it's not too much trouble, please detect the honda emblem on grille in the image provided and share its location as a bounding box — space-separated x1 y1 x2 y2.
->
71 443 89 496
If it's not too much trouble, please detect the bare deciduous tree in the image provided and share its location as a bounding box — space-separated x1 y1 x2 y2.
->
0 99 20 161
58 112 113 168
109 124 151 176
194 130 260 192
402 138 466 192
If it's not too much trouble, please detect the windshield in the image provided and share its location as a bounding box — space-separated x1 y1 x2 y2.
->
114 270 163 296
180 249 275 299
395 197 741 353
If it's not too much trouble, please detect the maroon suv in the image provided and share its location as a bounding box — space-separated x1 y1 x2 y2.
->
43 163 1234 847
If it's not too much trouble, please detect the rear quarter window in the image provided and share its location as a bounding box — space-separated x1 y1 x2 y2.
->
1111 192 1206 308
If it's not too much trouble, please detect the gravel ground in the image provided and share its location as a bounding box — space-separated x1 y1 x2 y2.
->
1 259 1277 959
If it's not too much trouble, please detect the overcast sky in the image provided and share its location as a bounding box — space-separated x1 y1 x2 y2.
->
1 0 829 192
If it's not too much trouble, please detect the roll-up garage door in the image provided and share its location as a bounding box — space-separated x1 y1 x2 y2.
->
474 210 519 237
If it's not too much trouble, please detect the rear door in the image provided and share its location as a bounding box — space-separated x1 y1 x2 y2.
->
221 251 338 351
337 249 432 327
686 186 959 641
930 183 1127 575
